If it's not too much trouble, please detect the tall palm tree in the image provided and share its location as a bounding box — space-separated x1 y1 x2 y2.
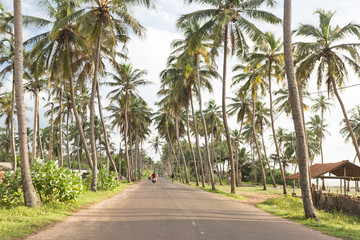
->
255 100 277 187
13 0 41 207
283 0 318 220
295 9 360 162
78 0 153 190
340 106 360 162
171 22 218 189
107 63 150 182
311 95 333 165
178 0 281 193
247 32 287 193
26 0 94 169
233 64 267 190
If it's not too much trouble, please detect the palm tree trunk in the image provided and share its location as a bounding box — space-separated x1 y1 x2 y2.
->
129 128 136 181
320 109 325 190
235 140 240 187
37 111 44 159
96 82 117 172
48 104 54 161
195 54 215 190
331 77 360 162
124 93 130 182
119 141 122 180
58 88 64 167
77 136 81 171
252 93 267 190
185 104 199 186
65 38 93 169
10 79 17 170
166 130 184 181
284 0 318 220
66 112 71 168
135 134 140 179
268 63 287 194
13 0 41 206
211 130 222 185
222 26 235 193
261 123 277 187
251 141 257 183
31 87 39 164
90 22 104 191
190 91 205 187
175 115 189 183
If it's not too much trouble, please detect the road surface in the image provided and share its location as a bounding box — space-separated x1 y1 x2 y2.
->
27 178 339 240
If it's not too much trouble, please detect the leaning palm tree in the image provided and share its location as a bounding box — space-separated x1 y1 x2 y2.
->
340 106 360 163
295 9 360 163
178 0 281 193
13 0 41 207
283 0 318 220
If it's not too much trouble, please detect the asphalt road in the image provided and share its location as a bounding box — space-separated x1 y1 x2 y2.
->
27 178 339 240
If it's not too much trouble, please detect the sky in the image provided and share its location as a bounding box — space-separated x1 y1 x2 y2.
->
2 0 360 181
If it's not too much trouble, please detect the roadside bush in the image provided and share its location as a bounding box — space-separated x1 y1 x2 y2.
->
84 168 119 191
31 160 84 203
0 170 23 206
0 160 84 205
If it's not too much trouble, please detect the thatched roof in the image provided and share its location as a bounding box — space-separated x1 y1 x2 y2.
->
286 160 360 179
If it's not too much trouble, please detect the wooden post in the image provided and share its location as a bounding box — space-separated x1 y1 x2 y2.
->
340 179 342 195
316 178 319 191
344 166 347 196
292 179 295 194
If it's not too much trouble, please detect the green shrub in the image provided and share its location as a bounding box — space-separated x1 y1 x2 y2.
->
0 170 23 206
0 160 84 205
84 168 119 191
31 160 84 203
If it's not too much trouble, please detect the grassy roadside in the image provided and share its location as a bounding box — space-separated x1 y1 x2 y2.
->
181 181 360 240
258 196 360 240
184 181 247 200
0 182 134 240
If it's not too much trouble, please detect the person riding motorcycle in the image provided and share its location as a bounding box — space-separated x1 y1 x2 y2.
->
151 171 157 184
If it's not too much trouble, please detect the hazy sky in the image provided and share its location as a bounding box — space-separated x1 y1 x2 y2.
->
2 0 360 173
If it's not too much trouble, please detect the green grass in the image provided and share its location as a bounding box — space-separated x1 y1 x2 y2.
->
185 181 247 200
0 182 134 240
258 195 360 240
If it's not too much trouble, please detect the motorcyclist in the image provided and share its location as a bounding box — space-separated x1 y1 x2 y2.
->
151 171 157 183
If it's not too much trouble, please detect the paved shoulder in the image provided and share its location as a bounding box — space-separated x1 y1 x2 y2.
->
27 178 340 240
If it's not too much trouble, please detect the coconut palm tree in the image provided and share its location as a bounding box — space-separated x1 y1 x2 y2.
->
23 67 47 164
233 64 267 190
13 0 41 207
178 0 281 193
171 21 219 189
107 63 150 182
311 95 333 165
340 106 360 163
255 100 277 187
283 0 318 220
295 9 360 163
26 0 94 169
246 32 287 193
77 0 153 190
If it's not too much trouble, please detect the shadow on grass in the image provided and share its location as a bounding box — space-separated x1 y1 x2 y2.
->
202 188 247 200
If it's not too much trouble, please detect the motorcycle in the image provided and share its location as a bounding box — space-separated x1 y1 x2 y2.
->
152 178 157 184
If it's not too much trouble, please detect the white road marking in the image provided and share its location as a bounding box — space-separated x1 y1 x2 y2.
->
192 221 196 226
